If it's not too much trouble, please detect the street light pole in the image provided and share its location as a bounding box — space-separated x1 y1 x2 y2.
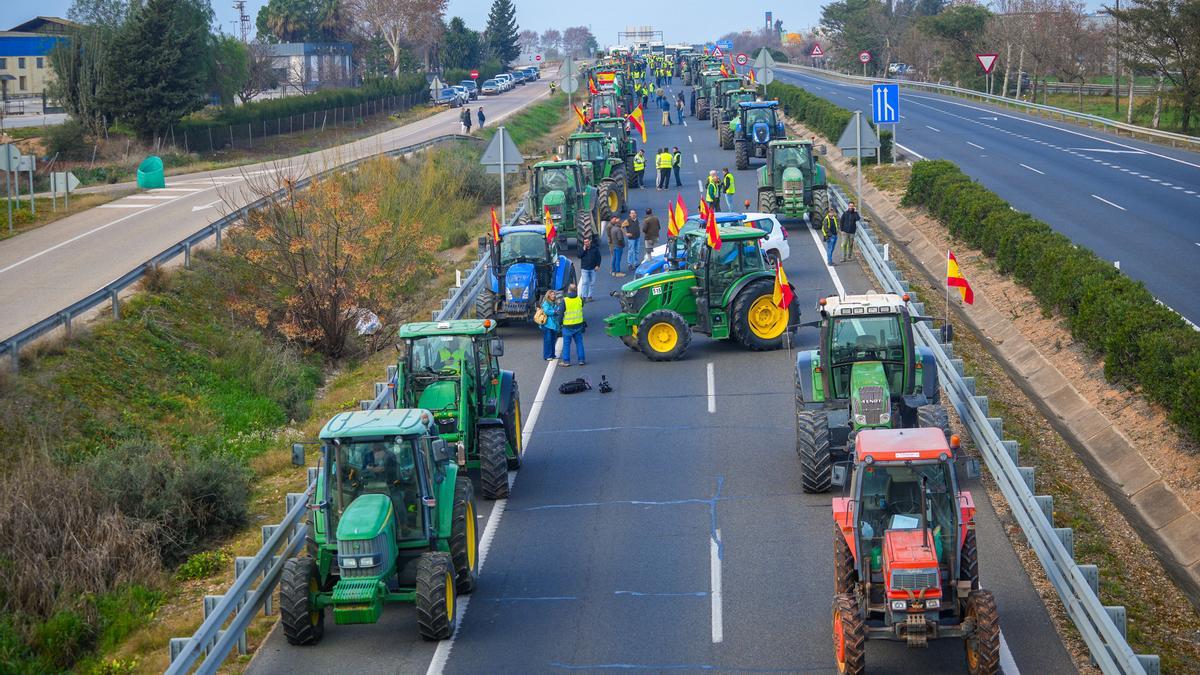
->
1113 0 1121 116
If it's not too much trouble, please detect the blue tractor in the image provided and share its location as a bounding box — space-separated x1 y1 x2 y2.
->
475 225 576 324
730 101 787 170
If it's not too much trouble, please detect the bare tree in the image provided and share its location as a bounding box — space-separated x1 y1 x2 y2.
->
349 0 447 75
238 41 281 104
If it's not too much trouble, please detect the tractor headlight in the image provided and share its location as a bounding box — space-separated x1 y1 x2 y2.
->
925 598 940 609
890 600 907 611
340 556 358 569
879 412 891 424
357 555 378 568
854 413 867 425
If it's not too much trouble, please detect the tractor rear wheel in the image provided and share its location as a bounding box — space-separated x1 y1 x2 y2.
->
710 109 718 128
720 126 733 150
797 410 833 493
598 181 616 222
734 140 750 170
478 427 510 499
449 478 479 594
697 99 709 120
503 383 523 470
964 590 1001 675
811 187 829 227
625 158 638 187
758 190 777 215
637 310 692 361
833 524 857 594
415 552 458 641
731 279 793 350
960 529 979 590
280 557 324 645
475 288 497 322
917 404 951 443
610 168 629 211
576 208 595 245
832 592 866 675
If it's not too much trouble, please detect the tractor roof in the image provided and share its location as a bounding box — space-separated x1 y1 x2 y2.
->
855 428 952 464
569 132 607 140
590 117 625 124
684 212 745 226
770 139 815 147
534 160 579 168
738 101 780 109
822 293 907 316
399 319 497 338
683 225 767 241
500 224 552 237
319 409 434 440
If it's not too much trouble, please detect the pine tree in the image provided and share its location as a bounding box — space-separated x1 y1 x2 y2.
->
484 0 519 65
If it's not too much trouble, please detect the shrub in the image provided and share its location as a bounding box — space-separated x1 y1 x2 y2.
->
175 549 231 581
45 119 90 161
32 609 93 669
93 585 161 652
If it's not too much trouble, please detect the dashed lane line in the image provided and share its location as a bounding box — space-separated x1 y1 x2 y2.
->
925 125 941 132
1091 194 1127 211
1019 163 1045 175
967 141 985 150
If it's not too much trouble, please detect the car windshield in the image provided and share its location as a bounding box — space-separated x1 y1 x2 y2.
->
856 462 956 571
409 334 473 373
333 437 423 540
745 217 774 233
500 231 549 264
538 168 574 193
572 138 607 161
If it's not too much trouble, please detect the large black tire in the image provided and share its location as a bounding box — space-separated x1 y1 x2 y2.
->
477 426 509 499
625 157 638 187
576 208 595 245
734 139 750 170
637 309 692 362
415 552 458 640
710 108 719 128
719 125 733 150
475 288 497 322
279 557 324 646
964 590 1001 675
609 168 628 211
811 187 829 226
730 279 794 351
797 409 833 493
960 528 979 590
449 478 479 594
832 592 866 675
696 99 709 120
597 180 616 222
758 190 777 215
833 524 857 594
917 404 951 443
503 382 523 470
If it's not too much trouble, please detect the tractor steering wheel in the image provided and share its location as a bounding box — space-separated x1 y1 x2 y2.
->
885 499 922 517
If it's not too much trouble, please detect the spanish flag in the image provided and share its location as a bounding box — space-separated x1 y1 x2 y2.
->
588 77 598 95
670 193 688 237
490 207 501 243
705 203 721 250
773 261 794 309
573 103 588 128
720 64 730 78
947 250 974 305
627 104 646 143
748 68 756 85
544 205 557 244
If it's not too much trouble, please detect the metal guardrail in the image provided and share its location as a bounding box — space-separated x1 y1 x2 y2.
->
779 63 1200 149
1 133 481 371
832 182 1159 674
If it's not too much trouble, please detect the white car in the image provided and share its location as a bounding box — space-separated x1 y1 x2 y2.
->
494 74 513 91
639 211 790 278
450 85 470 105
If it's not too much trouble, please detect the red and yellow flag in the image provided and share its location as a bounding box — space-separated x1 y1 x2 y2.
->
773 261 794 309
573 103 587 127
670 193 687 237
748 68 756 85
705 203 721 250
720 63 730 78
544 205 557 244
947 250 974 305
588 77 598 95
490 207 501 243
627 104 646 143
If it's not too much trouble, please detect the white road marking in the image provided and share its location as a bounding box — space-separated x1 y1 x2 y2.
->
1000 631 1020 674
1066 147 1145 154
1019 163 1045 175
895 143 926 160
125 195 181 200
845 96 856 101
706 362 716 413
682 120 688 127
146 187 203 192
807 225 846 298
1091 194 1127 211
967 141 985 150
925 125 941 132
710 529 723 644
693 153 699 164
192 200 223 212
97 204 153 209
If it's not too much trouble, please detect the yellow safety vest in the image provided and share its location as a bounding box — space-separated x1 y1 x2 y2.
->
657 152 672 169
562 296 584 326
633 154 645 171
724 172 736 194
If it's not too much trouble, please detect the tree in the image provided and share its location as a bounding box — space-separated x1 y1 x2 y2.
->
256 0 353 42
540 28 561 56
1110 0 1200 133
918 4 992 85
210 35 250 108
442 16 481 69
98 0 213 140
518 28 539 55
238 42 281 103
484 0 519 64
561 26 596 58
350 0 447 75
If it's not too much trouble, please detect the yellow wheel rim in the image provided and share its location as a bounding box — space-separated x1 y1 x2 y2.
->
465 502 477 570
513 398 523 454
748 295 788 339
445 572 455 622
309 575 321 626
646 322 678 353
608 191 619 213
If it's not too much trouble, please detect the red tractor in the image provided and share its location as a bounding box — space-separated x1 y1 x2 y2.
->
830 428 999 675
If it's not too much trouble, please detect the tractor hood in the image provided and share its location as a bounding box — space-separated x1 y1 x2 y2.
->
850 361 892 427
883 529 942 599
884 529 940 568
782 166 804 184
541 190 567 209
752 122 770 144
417 379 459 414
336 493 392 541
504 262 537 301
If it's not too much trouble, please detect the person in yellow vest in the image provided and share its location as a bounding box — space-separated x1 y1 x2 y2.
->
721 168 736 211
559 285 586 366
656 148 672 190
705 171 721 211
632 149 646 188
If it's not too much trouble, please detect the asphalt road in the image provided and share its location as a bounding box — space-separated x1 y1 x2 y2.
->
248 78 1074 675
0 80 551 343
776 66 1200 327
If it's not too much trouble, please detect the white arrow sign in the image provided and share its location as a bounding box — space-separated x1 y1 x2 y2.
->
192 200 223 212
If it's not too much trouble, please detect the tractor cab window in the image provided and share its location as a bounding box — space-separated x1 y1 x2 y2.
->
410 335 474 375
744 107 774 126
573 138 607 161
856 462 956 574
538 168 574 194
500 232 550 265
827 314 906 398
334 437 423 540
707 240 763 298
773 146 808 170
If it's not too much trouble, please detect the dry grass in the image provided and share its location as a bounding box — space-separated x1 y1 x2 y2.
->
0 191 133 241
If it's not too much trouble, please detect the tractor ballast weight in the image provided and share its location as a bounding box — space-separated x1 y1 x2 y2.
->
830 428 999 674
280 409 477 645
604 225 799 361
567 131 628 222
476 225 575 324
519 160 598 247
756 140 829 223
730 101 787 170
794 293 947 493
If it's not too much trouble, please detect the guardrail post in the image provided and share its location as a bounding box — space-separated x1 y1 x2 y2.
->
61 312 72 339
184 241 191 269
1034 495 1054 522
1018 466 1035 492
110 289 121 320
7 341 19 372
1138 655 1161 675
1001 440 1019 463
307 466 319 485
1077 563 1099 595
214 224 222 251
1054 528 1074 559
169 637 190 664
386 365 397 382
360 400 374 410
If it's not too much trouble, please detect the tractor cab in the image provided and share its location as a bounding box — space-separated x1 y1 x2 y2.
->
590 93 622 117
567 132 628 221
478 225 575 323
635 212 746 278
524 160 598 244
757 140 828 222
587 117 637 158
568 132 615 181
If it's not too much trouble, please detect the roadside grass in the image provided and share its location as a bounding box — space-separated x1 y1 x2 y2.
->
480 92 569 151
1038 93 1197 135
0 191 134 241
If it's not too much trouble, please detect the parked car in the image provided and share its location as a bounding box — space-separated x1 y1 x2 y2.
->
459 80 479 100
524 67 541 80
494 74 512 91
510 71 527 85
481 79 501 95
634 211 790 278
433 87 461 107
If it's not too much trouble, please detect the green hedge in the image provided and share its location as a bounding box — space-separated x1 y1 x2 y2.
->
903 160 1200 442
767 80 892 163
444 58 505 86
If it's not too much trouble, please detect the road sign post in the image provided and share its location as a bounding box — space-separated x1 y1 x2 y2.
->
837 111 879 203
859 50 871 77
470 69 479 80
976 53 998 95
810 43 824 67
481 127 523 223
1 144 18 233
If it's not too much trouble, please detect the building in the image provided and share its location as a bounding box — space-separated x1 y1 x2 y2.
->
1 17 73 103
266 43 354 95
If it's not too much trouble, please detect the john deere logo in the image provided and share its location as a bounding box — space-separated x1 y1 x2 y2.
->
352 543 361 552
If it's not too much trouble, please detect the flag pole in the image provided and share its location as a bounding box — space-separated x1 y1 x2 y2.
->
945 248 950 329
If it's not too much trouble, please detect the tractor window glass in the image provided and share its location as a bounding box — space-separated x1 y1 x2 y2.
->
745 108 771 126
335 438 423 540
574 138 606 161
410 335 473 374
500 232 549 264
857 463 956 569
540 168 572 193
828 314 906 397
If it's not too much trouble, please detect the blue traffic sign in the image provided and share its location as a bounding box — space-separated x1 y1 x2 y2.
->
872 83 899 124
716 39 733 51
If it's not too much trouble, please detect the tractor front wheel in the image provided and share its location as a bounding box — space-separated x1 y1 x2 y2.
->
917 404 951 443
758 190 777 215
475 288 497 322
833 524 857 594
811 187 829 227
696 99 709 120
960 529 979 591
503 383 523 470
734 140 750 170
478 427 509 499
279 557 325 646
637 310 692 361
449 478 479 594
730 279 794 350
832 592 866 675
415 552 458 641
797 410 833 493
964 590 1001 675
719 126 733 150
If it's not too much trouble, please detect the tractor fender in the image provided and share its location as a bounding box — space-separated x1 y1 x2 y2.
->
795 350 821 404
496 370 516 419
553 257 575 291
720 271 775 309
488 268 501 293
916 345 940 404
813 162 827 188
476 417 505 428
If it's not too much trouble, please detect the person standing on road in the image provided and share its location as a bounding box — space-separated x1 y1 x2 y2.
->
671 147 683 188
476 107 485 129
656 148 671 190
539 290 562 361
721 168 735 211
464 106 473 133
642 208 661 259
607 216 626 277
632 149 646 188
559 285 586 367
839 201 861 262
821 207 839 265
660 94 671 126
579 235 600 300
622 209 642 272
675 95 684 124
705 171 721 212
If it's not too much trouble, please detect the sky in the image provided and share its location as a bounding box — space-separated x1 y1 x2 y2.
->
2 1 1110 47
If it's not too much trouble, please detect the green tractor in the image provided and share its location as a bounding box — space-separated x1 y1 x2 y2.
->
730 101 788 170
756 139 829 224
794 293 948 493
567 131 628 222
708 77 747 129
519 160 599 246
280 408 476 645
604 226 799 361
693 70 724 120
395 319 522 499
716 89 760 148
586 116 639 187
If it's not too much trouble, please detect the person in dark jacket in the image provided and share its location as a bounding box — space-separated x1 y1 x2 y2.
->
839 201 861 262
579 235 601 300
607 216 626 276
622 209 642 272
671 147 682 187
476 107 486 128
642 208 661 258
